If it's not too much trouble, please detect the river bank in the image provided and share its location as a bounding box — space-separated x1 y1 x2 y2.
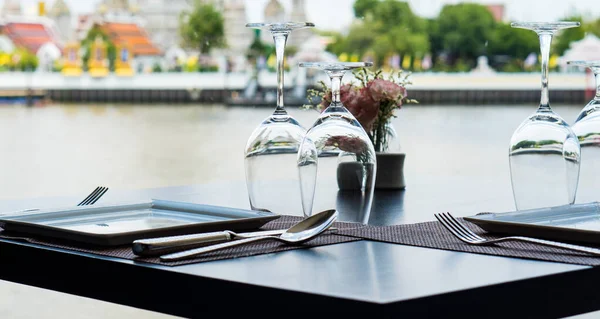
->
0 71 592 105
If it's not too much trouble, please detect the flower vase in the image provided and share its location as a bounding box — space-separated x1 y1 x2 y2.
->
336 161 376 190
374 121 406 190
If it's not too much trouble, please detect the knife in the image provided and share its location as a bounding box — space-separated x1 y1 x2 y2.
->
132 229 290 256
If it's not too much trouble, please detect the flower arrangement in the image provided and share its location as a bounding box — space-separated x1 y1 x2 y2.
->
305 68 417 152
321 134 371 163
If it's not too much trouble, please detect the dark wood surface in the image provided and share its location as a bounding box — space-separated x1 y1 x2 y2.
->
0 177 598 318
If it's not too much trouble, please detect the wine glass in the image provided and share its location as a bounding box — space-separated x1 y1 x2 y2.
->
297 62 376 223
244 22 314 215
509 22 581 210
567 60 600 203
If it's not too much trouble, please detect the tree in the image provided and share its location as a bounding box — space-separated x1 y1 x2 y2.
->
330 0 429 67
488 23 538 59
432 3 496 66
247 29 271 59
553 16 585 56
371 0 427 33
587 18 600 37
179 2 225 54
353 0 379 19
329 21 377 57
12 48 38 71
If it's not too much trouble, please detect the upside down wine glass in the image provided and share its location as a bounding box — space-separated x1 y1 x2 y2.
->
509 22 581 210
297 62 376 224
567 60 600 203
244 22 314 215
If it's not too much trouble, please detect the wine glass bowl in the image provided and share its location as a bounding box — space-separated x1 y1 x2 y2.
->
297 62 376 224
244 22 314 215
567 60 600 203
508 21 581 210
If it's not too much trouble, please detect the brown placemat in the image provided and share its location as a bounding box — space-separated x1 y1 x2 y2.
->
0 216 363 267
337 218 600 266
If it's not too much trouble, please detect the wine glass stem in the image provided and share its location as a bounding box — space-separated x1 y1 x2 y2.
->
538 32 552 110
273 32 289 115
327 71 346 105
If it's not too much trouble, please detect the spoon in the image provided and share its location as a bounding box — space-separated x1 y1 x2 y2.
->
160 209 338 261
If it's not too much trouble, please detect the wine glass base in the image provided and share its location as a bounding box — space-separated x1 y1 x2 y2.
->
511 21 580 32
246 22 315 32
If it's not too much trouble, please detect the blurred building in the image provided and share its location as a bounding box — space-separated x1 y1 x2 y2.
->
560 34 600 70
1 20 62 53
98 0 138 18
70 0 163 73
486 4 505 22
75 14 94 41
220 0 252 57
133 0 254 71
1 0 22 16
0 1 64 72
262 0 284 43
76 0 143 41
100 22 162 72
136 0 192 51
259 0 312 49
288 0 311 49
47 0 72 42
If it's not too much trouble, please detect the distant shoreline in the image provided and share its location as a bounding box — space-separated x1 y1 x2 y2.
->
0 71 590 105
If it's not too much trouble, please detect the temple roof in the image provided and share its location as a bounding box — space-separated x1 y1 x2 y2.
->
2 22 61 53
100 22 161 56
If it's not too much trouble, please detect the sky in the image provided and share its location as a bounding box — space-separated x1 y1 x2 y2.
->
9 0 600 32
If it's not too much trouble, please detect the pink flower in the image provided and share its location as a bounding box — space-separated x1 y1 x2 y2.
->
325 135 368 154
344 87 379 132
367 79 406 105
319 84 354 109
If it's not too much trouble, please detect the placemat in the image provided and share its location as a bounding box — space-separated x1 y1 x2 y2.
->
337 218 600 266
0 216 363 267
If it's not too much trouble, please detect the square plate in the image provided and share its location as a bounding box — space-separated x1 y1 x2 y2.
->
464 202 600 245
0 199 280 246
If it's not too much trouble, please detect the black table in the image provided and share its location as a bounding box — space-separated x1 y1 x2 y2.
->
0 177 597 318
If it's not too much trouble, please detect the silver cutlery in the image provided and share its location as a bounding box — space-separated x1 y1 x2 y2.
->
160 209 338 262
434 212 600 256
133 228 287 256
132 226 339 256
0 186 109 216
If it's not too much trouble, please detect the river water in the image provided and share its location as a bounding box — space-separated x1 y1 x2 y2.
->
0 103 585 201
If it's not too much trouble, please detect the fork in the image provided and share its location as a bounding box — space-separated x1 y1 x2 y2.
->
76 186 109 206
4 186 110 216
434 212 600 257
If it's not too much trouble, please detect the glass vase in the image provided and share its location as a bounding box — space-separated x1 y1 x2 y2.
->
373 119 401 153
